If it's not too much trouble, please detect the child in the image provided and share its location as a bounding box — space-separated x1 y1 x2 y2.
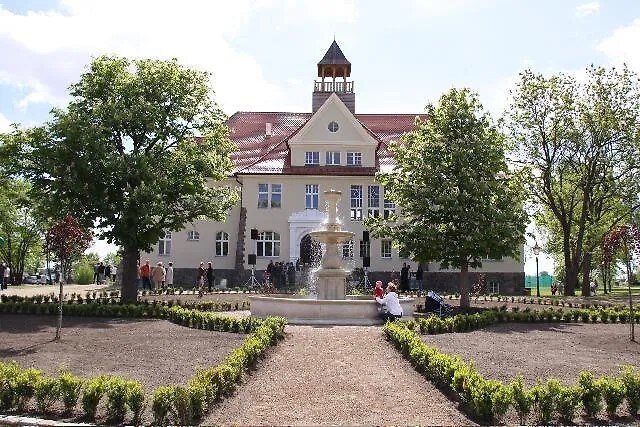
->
374 280 386 313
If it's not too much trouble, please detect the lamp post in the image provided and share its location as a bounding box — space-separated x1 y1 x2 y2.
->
533 242 541 297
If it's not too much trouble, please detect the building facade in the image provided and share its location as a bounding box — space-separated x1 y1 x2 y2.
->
151 41 526 294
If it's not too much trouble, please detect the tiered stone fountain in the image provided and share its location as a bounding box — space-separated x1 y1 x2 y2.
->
249 189 415 325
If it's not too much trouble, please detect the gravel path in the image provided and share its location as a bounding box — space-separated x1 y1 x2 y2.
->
205 325 474 426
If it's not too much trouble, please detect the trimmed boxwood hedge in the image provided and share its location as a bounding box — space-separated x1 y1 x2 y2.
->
385 321 640 424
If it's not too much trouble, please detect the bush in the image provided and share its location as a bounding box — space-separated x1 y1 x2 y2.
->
598 376 625 418
578 371 602 417
74 262 94 285
58 371 83 413
152 386 174 426
490 382 512 423
556 385 581 424
510 375 533 425
81 375 107 419
105 376 129 422
621 366 640 416
532 379 558 425
35 377 59 413
0 362 21 410
126 380 145 426
14 367 42 411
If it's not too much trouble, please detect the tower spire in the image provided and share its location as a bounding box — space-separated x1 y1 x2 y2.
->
313 40 355 113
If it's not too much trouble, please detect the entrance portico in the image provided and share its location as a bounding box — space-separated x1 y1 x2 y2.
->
288 209 326 262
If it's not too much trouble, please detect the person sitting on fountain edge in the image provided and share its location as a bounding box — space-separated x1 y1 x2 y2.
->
375 283 403 322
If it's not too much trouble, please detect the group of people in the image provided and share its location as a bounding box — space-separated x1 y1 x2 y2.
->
399 262 424 292
196 261 216 295
373 280 403 322
0 262 9 290
265 260 296 289
139 259 174 290
93 262 117 285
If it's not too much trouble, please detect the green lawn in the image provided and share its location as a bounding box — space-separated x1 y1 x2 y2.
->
525 285 640 298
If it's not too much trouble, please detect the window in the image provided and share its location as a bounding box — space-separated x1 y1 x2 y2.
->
328 121 339 132
257 231 280 257
215 231 229 256
158 232 172 256
305 184 319 209
367 185 380 217
347 152 362 166
381 240 392 259
258 183 269 208
350 185 362 220
305 151 320 165
359 240 370 258
384 197 396 219
258 183 281 208
326 151 341 165
187 230 200 241
271 184 282 208
488 281 500 294
342 240 354 259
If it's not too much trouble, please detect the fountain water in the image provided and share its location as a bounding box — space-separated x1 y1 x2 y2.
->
249 190 415 325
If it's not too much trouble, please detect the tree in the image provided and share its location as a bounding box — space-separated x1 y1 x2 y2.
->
4 56 238 302
366 88 528 308
46 215 92 340
603 224 639 341
507 65 640 296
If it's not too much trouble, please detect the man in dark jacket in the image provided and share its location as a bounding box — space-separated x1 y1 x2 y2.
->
206 262 215 292
400 262 410 292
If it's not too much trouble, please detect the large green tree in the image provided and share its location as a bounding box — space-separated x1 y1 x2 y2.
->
507 66 640 296
4 56 238 302
366 88 528 308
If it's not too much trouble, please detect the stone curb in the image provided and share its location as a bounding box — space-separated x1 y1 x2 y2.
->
0 415 94 426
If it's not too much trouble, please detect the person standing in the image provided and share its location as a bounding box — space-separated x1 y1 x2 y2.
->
98 262 106 285
3 263 10 288
140 260 152 290
93 263 99 284
415 264 424 293
376 283 403 322
165 262 174 288
287 262 296 288
0 262 5 290
111 265 117 283
197 261 206 296
400 262 410 292
151 262 165 291
104 264 112 285
266 260 274 284
206 262 215 292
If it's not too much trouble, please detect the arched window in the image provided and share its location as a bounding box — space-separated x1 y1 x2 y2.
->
187 230 200 241
216 231 229 256
257 231 280 257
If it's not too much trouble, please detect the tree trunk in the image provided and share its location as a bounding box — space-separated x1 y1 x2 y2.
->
55 280 63 341
624 247 635 342
565 263 578 296
459 262 470 309
121 245 139 303
581 253 592 296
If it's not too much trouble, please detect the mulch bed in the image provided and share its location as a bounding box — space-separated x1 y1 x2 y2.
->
0 314 246 424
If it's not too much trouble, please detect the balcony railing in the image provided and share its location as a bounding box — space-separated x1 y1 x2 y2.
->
314 80 354 93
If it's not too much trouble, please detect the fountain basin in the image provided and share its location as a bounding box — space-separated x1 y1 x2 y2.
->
249 295 416 326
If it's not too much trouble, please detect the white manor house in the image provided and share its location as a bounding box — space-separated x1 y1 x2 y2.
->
152 41 525 294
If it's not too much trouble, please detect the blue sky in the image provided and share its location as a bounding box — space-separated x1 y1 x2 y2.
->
1 0 639 274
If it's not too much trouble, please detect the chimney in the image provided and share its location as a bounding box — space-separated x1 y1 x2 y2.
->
265 122 272 138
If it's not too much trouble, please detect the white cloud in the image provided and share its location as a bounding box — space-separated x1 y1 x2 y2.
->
598 18 640 71
575 1 600 18
411 0 496 18
0 0 358 115
0 112 11 132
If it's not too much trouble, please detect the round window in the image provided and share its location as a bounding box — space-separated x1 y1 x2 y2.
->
328 121 339 133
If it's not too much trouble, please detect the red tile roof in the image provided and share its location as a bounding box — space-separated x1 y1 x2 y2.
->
227 111 425 175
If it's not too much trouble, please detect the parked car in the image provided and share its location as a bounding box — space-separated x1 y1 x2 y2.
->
22 275 45 285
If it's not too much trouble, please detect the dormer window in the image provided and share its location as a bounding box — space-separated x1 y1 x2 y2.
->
347 152 362 166
305 151 320 166
328 121 339 132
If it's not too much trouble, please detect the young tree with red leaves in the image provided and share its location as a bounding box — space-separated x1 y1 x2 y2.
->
46 215 92 340
602 224 640 341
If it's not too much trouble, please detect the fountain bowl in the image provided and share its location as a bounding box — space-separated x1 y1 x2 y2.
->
249 294 416 326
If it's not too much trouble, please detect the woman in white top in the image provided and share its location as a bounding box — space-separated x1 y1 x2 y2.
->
375 283 403 322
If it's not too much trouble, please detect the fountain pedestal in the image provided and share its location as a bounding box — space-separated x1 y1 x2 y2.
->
316 269 347 300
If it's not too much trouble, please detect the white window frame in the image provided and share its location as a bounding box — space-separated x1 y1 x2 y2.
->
187 230 200 241
347 152 362 166
381 240 392 259
305 184 319 210
215 231 229 256
256 231 281 257
271 184 282 208
488 281 500 294
342 240 354 259
383 196 396 219
350 185 363 221
326 151 341 165
367 185 380 217
305 151 320 166
258 183 269 208
158 232 172 256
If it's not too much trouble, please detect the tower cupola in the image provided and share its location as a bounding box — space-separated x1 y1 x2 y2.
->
313 40 355 113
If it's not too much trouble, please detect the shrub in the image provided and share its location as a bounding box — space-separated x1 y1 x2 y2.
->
0 362 21 410
58 371 83 413
621 366 640 416
14 367 42 411
510 375 533 425
126 380 145 425
152 385 175 426
35 377 59 413
81 375 107 419
172 386 192 425
490 382 512 423
105 377 129 422
555 385 581 424
598 376 625 418
73 262 94 285
578 371 602 417
532 379 558 425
